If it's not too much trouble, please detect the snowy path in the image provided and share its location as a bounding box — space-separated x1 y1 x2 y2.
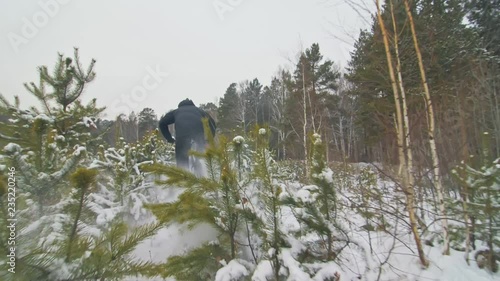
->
124 185 219 281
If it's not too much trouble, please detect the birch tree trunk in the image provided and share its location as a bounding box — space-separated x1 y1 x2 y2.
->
339 115 346 159
348 114 354 159
458 93 472 264
376 0 429 267
302 61 310 178
237 82 247 135
403 0 450 255
390 0 417 221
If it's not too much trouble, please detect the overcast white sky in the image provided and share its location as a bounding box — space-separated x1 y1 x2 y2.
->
0 0 372 119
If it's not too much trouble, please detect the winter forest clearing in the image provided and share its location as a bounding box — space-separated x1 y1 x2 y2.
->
0 0 499 280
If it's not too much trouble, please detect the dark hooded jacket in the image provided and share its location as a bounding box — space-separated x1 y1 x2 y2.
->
158 99 216 144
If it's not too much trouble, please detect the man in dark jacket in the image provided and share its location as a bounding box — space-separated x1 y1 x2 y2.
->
158 99 216 169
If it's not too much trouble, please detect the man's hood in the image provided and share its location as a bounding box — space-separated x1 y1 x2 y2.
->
178 99 195 107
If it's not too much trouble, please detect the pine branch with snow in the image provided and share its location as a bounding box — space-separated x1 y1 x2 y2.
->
162 242 229 281
0 164 168 280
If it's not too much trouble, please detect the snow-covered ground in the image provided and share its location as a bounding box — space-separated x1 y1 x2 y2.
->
123 165 499 281
125 223 218 281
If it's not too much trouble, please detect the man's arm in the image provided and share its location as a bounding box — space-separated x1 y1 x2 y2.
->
158 110 176 143
207 114 216 137
198 109 216 137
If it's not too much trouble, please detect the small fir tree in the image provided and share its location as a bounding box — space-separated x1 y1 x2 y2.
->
0 50 169 280
143 122 244 280
452 132 499 272
282 134 349 262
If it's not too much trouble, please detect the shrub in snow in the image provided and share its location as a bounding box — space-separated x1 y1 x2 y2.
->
215 259 253 281
282 134 349 261
0 163 167 280
244 128 289 280
85 129 173 228
3 143 21 154
352 167 387 232
90 136 158 223
1 111 88 214
143 133 244 280
231 135 252 181
452 134 500 273
233 135 245 144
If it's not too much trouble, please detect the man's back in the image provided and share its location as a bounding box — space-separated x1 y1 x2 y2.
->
173 100 206 140
158 99 216 169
